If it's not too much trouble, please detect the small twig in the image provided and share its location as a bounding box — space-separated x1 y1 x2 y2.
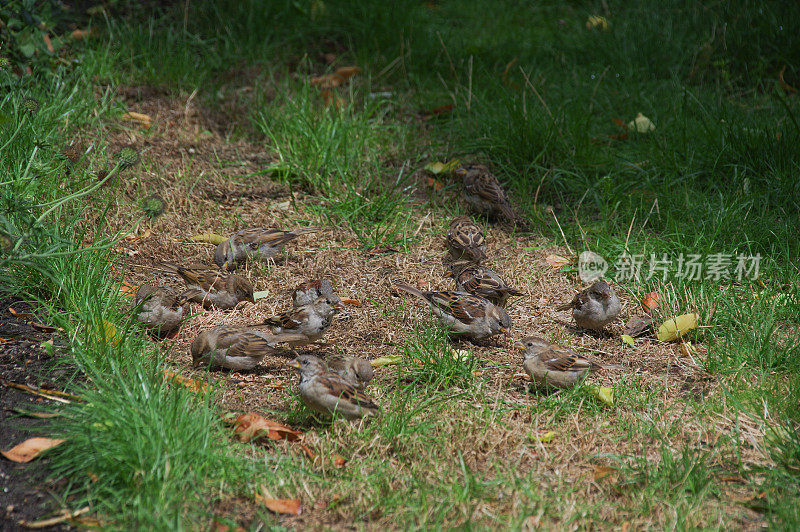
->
19 507 90 529
4 381 80 403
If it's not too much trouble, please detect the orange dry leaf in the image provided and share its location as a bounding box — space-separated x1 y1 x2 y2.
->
311 66 361 88
1 437 65 463
513 372 532 381
31 322 62 333
340 297 361 307
319 89 345 108
255 490 301 516
641 291 660 311
426 176 445 191
120 281 138 296
333 454 347 467
593 465 616 481
8 307 34 318
71 29 90 40
545 254 571 268
162 370 208 393
43 33 55 53
228 412 302 442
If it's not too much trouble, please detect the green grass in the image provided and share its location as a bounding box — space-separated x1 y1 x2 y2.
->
3 0 800 528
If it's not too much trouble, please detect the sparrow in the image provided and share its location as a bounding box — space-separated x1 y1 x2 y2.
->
164 264 254 310
515 336 602 389
325 355 374 389
445 261 523 307
134 284 184 338
191 326 307 370
214 227 317 270
455 164 518 222
262 295 344 346
446 215 487 263
292 279 341 308
288 354 380 420
394 283 511 340
557 280 621 331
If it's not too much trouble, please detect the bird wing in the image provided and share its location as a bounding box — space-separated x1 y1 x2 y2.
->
429 292 484 324
263 308 304 329
540 348 594 372
318 373 379 409
224 331 276 359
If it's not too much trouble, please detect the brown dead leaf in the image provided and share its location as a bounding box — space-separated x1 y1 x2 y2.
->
333 454 347 467
420 104 453 120
340 297 361 307
71 29 91 40
311 66 361 88
30 322 62 333
120 281 138 296
229 412 302 443
426 176 445 191
8 307 34 318
1 437 65 463
513 372 532 381
593 465 616 481
162 370 208 393
545 254 571 268
779 65 797 95
255 488 301 516
42 33 54 53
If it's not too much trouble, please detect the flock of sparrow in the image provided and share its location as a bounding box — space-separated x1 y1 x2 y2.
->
133 164 622 420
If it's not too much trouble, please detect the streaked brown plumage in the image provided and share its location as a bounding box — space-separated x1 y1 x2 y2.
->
288 354 380 420
292 279 341 308
262 295 344 346
446 215 487 263
214 227 317 270
515 336 601 389
456 164 517 222
557 280 620 330
446 261 523 307
326 355 374 389
134 284 184 338
191 325 307 370
164 264 254 310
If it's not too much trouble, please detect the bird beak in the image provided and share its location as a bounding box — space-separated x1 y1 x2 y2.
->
513 341 526 351
287 359 301 369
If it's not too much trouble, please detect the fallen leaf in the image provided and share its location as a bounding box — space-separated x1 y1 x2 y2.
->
1 437 65 463
311 66 361 88
320 88 345 108
641 291 660 311
43 34 54 53
423 160 460 175
656 313 699 342
120 281 138 296
370 355 403 367
123 229 152 241
253 290 271 301
586 385 614 406
545 254 571 268
779 65 797 95
513 372 532 381
13 409 60 419
340 297 360 307
586 15 610 30
621 334 635 347
162 370 208 393
593 465 616 481
121 111 152 128
188 233 227 245
229 412 302 442
30 322 62 333
536 431 556 443
425 176 444 191
8 307 34 318
71 29 91 40
623 314 655 337
679 341 695 357
98 319 120 347
255 491 301 516
628 113 655 133
333 454 347 467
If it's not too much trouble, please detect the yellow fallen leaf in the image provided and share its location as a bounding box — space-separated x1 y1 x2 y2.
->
586 15 610 31
449 348 471 361
628 113 655 133
121 111 152 128
536 431 556 443
621 334 635 347
424 159 460 175
188 233 227 245
657 313 699 342
371 355 403 367
679 341 694 357
587 384 614 406
99 319 120 347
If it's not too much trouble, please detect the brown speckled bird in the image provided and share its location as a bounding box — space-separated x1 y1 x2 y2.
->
455 164 517 222
326 355 374 389
446 215 487 263
134 285 185 338
191 326 307 370
446 261 523 307
262 296 344 347
557 280 620 331
288 354 380 420
214 227 317 271
395 283 511 341
515 336 602 389
164 264 254 310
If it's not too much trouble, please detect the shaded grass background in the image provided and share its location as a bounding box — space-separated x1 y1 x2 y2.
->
2 0 800 527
